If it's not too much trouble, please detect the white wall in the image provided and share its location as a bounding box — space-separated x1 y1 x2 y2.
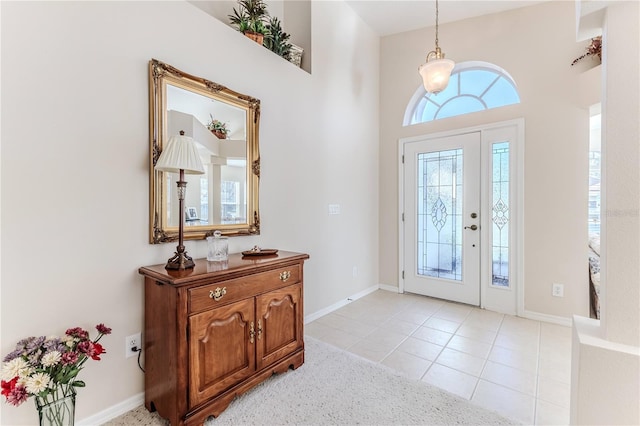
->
571 1 640 424
0 1 379 424
379 1 598 319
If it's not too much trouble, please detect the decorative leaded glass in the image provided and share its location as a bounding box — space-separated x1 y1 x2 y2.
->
492 142 510 287
417 149 463 281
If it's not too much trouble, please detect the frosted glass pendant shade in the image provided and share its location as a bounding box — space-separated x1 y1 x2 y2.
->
419 58 455 94
155 134 205 174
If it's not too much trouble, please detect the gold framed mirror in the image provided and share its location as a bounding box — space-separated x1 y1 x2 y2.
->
149 59 260 243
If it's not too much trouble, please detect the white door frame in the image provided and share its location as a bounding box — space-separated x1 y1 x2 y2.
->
398 118 525 315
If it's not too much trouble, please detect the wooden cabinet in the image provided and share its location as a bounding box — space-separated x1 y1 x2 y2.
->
139 251 308 426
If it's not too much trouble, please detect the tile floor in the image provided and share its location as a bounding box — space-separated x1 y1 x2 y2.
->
306 290 572 425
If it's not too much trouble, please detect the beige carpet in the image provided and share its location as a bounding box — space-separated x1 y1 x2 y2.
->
105 337 516 425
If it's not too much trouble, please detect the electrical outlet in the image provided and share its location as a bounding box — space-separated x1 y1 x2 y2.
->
352 266 358 277
552 283 564 297
125 332 141 358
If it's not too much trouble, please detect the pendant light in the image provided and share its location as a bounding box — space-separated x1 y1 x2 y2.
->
418 0 455 94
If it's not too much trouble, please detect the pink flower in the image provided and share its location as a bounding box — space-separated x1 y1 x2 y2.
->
77 341 93 355
65 327 89 340
6 384 28 406
96 324 112 335
61 351 78 365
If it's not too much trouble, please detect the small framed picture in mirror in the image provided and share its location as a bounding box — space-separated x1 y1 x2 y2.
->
186 207 199 221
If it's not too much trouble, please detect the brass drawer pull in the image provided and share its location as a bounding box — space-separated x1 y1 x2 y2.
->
257 320 262 340
209 287 227 301
249 321 255 344
279 271 291 282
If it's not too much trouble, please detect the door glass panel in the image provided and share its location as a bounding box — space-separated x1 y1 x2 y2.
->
417 149 463 280
492 142 510 287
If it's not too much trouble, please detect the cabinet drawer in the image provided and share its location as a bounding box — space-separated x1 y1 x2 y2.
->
189 264 301 314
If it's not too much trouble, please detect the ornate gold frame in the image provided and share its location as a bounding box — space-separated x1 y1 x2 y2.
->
148 59 260 244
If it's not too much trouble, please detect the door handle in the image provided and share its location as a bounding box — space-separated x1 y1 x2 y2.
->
464 224 478 231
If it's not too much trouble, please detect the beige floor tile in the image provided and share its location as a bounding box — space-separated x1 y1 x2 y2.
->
464 309 505 331
316 314 377 338
455 324 498 344
488 345 539 374
481 360 537 396
446 335 493 359
500 316 540 337
305 320 336 339
381 350 432 380
494 331 540 353
319 328 362 350
421 363 479 400
379 317 421 336
367 327 408 348
472 379 536 425
396 336 444 361
424 316 461 333
538 356 571 384
432 304 473 322
412 326 453 346
335 301 375 320
348 335 397 362
434 347 486 376
537 376 571 408
535 399 570 425
311 291 571 426
392 307 433 325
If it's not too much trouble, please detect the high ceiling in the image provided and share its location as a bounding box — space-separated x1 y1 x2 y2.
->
344 0 546 36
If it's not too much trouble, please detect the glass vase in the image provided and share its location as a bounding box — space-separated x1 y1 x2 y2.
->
36 392 76 426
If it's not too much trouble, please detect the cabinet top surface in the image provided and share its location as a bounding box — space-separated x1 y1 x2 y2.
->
138 251 309 286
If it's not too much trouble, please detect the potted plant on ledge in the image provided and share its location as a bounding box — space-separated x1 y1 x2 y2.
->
229 0 269 45
264 16 292 60
207 115 229 139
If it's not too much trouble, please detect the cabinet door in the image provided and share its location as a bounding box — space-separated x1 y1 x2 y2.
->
188 298 256 408
255 283 303 370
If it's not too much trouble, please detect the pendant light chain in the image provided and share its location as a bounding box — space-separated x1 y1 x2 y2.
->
434 0 440 50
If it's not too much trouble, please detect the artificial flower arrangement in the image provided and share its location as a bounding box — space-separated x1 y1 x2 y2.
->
207 114 230 139
571 36 602 66
1 324 111 412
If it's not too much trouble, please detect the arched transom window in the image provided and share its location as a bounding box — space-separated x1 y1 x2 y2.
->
404 61 520 125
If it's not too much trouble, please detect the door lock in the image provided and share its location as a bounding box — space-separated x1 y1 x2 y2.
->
464 224 478 231
470 212 478 218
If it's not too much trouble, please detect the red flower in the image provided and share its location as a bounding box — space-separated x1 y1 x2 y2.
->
91 343 106 361
1 377 18 398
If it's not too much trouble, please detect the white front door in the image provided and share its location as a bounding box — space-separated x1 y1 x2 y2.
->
403 132 481 306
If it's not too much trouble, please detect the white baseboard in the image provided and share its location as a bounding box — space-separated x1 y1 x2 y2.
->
521 309 573 327
378 284 400 293
76 392 144 425
304 284 379 324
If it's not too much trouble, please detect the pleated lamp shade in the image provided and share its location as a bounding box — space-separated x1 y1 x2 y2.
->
155 134 205 175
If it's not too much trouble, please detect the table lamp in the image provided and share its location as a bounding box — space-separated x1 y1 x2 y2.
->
154 131 205 269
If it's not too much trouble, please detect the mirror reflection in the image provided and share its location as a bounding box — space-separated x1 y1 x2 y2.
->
166 85 247 227
149 59 260 243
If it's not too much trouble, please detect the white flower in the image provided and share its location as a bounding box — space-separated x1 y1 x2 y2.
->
41 351 61 368
1 358 30 381
25 372 51 394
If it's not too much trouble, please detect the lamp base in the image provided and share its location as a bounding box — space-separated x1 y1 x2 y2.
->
165 251 196 270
